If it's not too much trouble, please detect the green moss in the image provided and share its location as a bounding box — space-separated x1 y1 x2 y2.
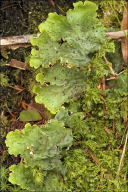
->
90 0 127 28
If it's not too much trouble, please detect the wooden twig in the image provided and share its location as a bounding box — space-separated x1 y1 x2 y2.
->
101 76 106 91
7 85 27 95
0 34 36 46
99 94 105 103
86 148 104 178
106 29 128 40
105 80 117 90
0 30 127 48
119 125 127 148
106 76 116 80
117 129 128 176
5 59 30 70
84 111 93 118
113 119 115 133
104 56 116 76
20 158 23 163
86 148 100 165
106 69 126 85
8 110 15 118
104 126 110 135
117 69 127 76
101 77 106 116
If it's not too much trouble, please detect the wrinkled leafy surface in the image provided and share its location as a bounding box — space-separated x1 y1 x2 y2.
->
30 31 60 68
9 163 62 191
55 108 69 125
6 119 73 170
9 163 43 191
42 172 62 192
30 1 105 68
55 108 88 136
33 62 87 114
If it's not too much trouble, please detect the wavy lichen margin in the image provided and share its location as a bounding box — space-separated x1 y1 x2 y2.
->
33 62 87 114
30 1 105 69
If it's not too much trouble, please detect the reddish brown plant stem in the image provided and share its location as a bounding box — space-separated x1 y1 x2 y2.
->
113 119 115 133
84 111 93 118
86 149 104 178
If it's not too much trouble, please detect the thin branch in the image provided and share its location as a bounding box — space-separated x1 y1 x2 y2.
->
105 80 117 90
86 148 104 178
0 30 127 48
119 125 128 148
117 69 127 76
117 129 128 177
106 69 127 81
104 56 116 76
106 76 116 80
86 148 100 165
84 111 93 118
104 126 110 135
0 34 36 47
106 29 128 40
113 119 115 133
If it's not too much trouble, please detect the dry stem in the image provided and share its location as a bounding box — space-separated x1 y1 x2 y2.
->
0 30 127 48
117 129 128 176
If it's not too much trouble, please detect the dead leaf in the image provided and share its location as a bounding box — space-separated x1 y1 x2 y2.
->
21 101 27 110
121 5 128 63
27 99 53 120
48 0 56 7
